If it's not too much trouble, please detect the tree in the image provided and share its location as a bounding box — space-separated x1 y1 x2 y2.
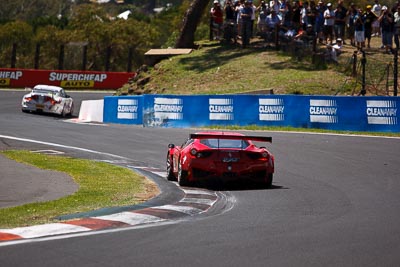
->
175 0 210 48
0 21 34 68
0 0 192 70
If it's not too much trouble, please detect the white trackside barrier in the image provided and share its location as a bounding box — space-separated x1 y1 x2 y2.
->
78 100 104 123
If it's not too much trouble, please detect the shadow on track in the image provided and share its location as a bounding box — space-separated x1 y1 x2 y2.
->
191 180 287 192
22 110 77 119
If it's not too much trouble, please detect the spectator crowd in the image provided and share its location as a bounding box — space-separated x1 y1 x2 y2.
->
210 0 400 60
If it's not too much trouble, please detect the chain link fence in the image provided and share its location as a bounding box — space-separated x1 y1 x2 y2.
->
337 49 399 96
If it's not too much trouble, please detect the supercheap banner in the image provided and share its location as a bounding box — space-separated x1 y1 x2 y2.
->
0 68 135 89
103 94 400 132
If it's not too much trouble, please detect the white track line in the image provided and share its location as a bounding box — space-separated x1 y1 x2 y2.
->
0 134 127 159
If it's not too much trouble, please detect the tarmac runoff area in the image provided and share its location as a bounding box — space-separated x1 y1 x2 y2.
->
0 154 79 209
0 155 220 244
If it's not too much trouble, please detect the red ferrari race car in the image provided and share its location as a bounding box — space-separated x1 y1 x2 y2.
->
166 131 274 187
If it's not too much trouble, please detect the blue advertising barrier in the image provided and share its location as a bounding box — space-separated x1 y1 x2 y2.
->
103 94 399 132
103 95 143 125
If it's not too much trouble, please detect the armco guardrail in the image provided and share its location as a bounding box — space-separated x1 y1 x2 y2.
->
103 95 399 132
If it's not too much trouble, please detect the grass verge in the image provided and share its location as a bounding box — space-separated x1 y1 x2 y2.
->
0 150 159 228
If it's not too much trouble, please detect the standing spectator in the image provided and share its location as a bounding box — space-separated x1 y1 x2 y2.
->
354 8 365 51
315 1 326 44
249 1 257 37
324 3 335 44
225 0 236 23
233 0 241 39
300 2 309 30
224 0 237 43
271 0 280 14
211 1 224 40
265 8 281 43
257 1 270 34
347 3 358 46
282 0 293 28
391 0 400 47
379 6 394 54
334 0 347 44
391 0 400 49
363 5 377 48
292 1 302 30
391 0 400 14
372 0 382 36
241 0 253 47
279 0 289 23
394 6 400 49
266 9 281 30
236 0 245 39
307 1 317 29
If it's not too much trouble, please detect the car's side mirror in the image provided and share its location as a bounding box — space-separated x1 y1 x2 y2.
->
168 144 175 148
65 95 70 98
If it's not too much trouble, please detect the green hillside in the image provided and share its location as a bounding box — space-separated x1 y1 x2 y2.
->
118 40 356 96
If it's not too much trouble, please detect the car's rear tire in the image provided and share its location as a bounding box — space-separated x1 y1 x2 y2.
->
68 103 74 117
61 104 67 117
265 173 273 188
178 160 189 187
166 153 176 181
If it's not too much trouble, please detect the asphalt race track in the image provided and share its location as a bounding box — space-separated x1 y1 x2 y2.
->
1 89 400 267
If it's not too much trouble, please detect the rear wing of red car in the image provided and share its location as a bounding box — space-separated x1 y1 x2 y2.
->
190 133 272 143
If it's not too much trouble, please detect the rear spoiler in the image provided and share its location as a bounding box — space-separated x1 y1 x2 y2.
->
190 133 272 143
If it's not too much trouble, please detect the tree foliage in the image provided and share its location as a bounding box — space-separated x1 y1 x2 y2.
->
0 21 34 68
0 0 193 71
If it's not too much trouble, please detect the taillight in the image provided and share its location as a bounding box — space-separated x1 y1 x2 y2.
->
50 98 61 105
247 152 269 161
24 97 32 101
259 152 269 161
190 148 212 159
197 151 213 158
190 149 213 158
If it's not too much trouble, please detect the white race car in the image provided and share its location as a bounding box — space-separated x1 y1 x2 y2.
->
21 84 74 116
